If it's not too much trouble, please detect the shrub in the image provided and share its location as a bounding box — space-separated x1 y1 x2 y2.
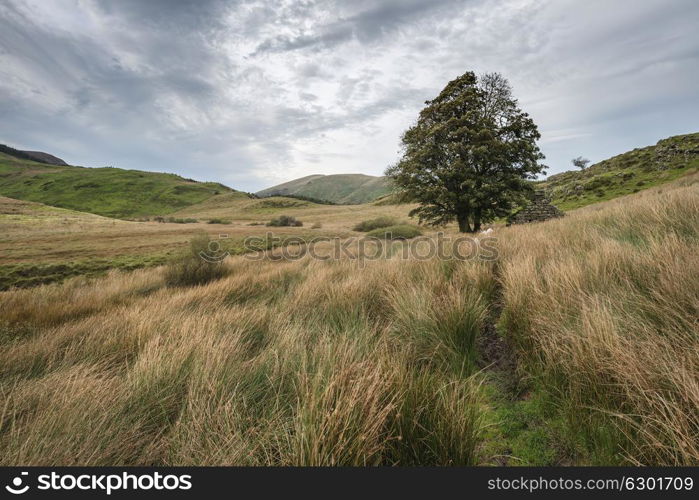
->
207 218 231 224
353 216 398 232
279 194 336 205
585 176 613 191
366 224 422 240
267 215 303 227
164 234 228 287
166 217 198 224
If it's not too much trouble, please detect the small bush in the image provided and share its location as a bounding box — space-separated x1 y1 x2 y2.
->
585 177 613 191
164 234 228 287
267 215 303 227
207 218 231 224
353 216 398 232
366 224 422 240
166 217 198 224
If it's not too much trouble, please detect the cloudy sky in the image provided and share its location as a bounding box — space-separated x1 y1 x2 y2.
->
1 0 697 191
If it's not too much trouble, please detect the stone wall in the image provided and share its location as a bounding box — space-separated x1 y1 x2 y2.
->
507 191 564 225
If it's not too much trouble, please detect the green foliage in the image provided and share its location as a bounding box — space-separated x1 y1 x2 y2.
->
353 216 398 232
272 193 336 205
386 72 545 232
481 381 574 465
365 224 422 240
254 198 309 209
0 152 232 218
207 218 231 224
266 215 303 227
164 234 228 287
165 217 198 224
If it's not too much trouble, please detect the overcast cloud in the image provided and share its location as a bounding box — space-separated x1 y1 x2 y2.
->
1 0 697 191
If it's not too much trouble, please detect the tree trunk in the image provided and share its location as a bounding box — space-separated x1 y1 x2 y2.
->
473 208 482 232
457 212 472 233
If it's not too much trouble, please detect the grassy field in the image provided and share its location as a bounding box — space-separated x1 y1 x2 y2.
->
0 194 415 290
0 152 233 218
0 172 696 465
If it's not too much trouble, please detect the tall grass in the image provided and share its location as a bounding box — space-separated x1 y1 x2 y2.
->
0 239 491 465
164 234 229 287
498 173 699 465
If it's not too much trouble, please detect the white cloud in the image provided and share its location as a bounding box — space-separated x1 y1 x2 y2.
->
0 0 697 191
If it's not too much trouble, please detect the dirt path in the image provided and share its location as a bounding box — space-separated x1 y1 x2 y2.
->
476 269 570 466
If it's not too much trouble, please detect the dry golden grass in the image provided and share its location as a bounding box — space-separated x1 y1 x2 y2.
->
170 193 416 232
0 172 697 465
0 241 490 465
498 172 699 465
0 195 360 266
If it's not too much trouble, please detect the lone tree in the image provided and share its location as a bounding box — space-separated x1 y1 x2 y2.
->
571 156 590 170
386 72 545 232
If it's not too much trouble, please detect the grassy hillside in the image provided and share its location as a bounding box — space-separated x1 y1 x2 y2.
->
257 173 392 204
540 132 699 210
0 151 234 218
0 144 68 165
0 172 696 465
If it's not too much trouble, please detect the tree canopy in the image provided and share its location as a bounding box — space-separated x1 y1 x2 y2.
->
386 72 545 232
572 156 590 170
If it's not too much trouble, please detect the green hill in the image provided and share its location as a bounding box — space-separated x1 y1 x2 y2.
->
257 173 392 204
540 132 699 210
0 143 68 165
0 150 235 218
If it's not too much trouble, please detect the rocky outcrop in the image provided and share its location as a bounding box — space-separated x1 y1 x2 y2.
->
507 191 564 225
653 138 699 171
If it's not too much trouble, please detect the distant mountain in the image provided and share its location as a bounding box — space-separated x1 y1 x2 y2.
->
0 150 236 219
539 132 699 210
19 150 68 166
257 173 392 204
0 144 68 165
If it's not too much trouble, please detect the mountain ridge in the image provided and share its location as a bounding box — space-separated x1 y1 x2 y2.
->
257 173 392 204
0 143 68 165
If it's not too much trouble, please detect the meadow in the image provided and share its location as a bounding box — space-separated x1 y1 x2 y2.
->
0 194 413 289
0 172 696 465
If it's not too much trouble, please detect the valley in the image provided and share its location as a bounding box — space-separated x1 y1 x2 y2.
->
0 133 697 465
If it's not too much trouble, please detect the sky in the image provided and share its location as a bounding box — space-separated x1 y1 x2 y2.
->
1 0 698 192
